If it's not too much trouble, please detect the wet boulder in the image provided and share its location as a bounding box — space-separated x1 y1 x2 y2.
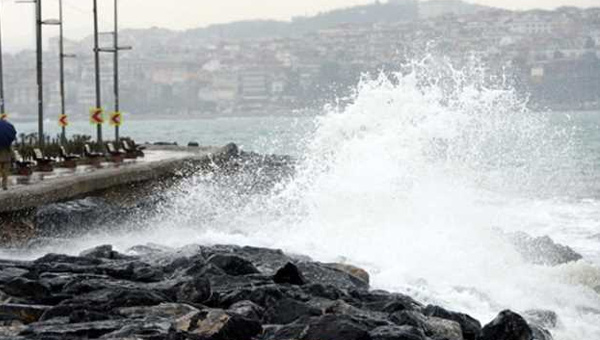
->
207 254 260 276
300 314 371 340
228 300 265 321
390 310 429 333
34 198 122 237
424 305 481 340
263 298 322 324
507 232 582 266
425 316 464 340
98 318 175 339
325 300 391 329
325 263 370 285
298 262 370 291
175 276 212 304
0 304 50 324
79 245 132 261
218 284 285 308
19 319 132 339
349 290 422 313
185 308 262 340
273 262 306 286
479 310 533 340
0 267 29 285
2 278 51 303
369 325 427 340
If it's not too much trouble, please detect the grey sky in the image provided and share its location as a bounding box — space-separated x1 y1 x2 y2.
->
1 0 599 52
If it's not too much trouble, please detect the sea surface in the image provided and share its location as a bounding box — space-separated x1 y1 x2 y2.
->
9 65 600 339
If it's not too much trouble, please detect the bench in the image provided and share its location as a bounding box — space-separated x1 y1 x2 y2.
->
33 148 55 172
122 140 145 159
105 142 125 163
59 146 81 169
84 144 104 166
12 150 33 176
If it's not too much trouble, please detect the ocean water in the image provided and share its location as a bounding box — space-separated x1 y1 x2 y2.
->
9 61 600 339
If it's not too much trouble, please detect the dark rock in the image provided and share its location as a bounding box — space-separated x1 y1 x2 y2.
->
349 290 421 313
0 267 29 285
95 261 165 283
60 287 170 311
3 278 51 301
68 309 115 323
35 198 122 237
34 253 103 267
424 305 481 340
175 276 212 304
207 254 260 276
325 300 391 329
507 232 583 266
219 284 285 308
325 263 370 285
303 283 346 300
234 246 294 275
425 316 463 340
186 308 262 340
20 319 131 338
0 304 50 324
300 314 371 340
261 323 307 340
228 300 265 321
369 325 427 340
119 303 199 321
274 262 306 286
98 318 175 339
263 298 322 324
479 310 533 340
79 245 131 260
390 310 429 333
298 262 369 290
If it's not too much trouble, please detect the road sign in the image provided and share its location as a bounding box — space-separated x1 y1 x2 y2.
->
0 114 7 121
90 108 104 125
109 111 122 127
58 114 69 127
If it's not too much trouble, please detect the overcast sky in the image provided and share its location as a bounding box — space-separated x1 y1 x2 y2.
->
1 0 599 52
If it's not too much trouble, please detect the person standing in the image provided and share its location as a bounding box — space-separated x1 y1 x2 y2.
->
0 119 16 191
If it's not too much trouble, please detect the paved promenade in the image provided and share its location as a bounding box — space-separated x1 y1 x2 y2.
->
0 145 223 213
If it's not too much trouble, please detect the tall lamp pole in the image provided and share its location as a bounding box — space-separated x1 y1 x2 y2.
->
17 0 61 147
98 0 131 143
36 0 43 147
113 0 119 143
93 0 102 144
0 4 6 118
59 0 65 143
58 0 75 144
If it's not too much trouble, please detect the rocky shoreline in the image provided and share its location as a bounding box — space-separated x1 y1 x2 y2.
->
0 243 555 340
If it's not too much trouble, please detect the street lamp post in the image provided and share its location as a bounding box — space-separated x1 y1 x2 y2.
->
0 4 6 118
57 0 75 144
36 0 43 147
97 0 131 143
59 0 65 143
17 0 61 147
113 0 119 143
93 0 102 145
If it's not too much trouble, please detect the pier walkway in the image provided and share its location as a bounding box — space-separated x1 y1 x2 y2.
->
0 145 223 213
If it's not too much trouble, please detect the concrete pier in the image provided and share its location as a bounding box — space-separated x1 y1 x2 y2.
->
0 145 226 213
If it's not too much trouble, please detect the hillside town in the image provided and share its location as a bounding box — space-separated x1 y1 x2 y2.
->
3 0 600 120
